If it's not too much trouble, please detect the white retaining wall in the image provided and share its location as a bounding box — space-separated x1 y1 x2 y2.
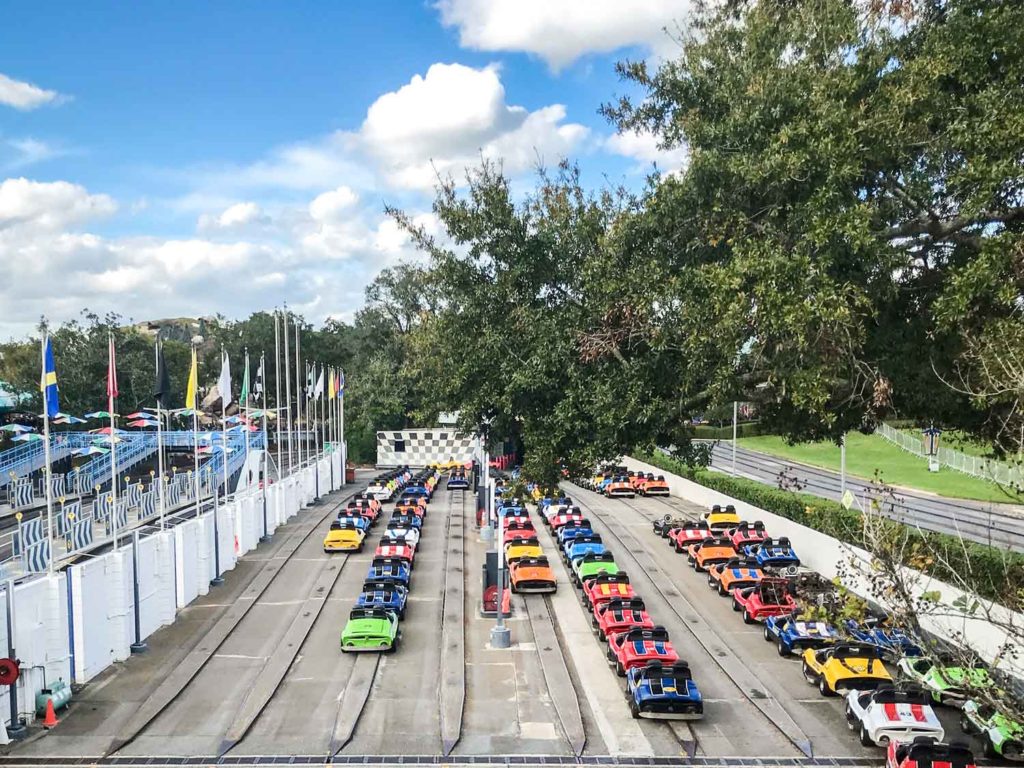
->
625 455 1024 674
3 458 330 728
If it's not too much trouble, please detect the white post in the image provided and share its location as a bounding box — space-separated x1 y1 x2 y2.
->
221 348 229 498
340 381 346 485
243 349 250 492
731 400 738 475
294 324 302 470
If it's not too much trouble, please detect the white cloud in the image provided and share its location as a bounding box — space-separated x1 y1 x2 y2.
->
435 0 691 69
0 73 63 110
605 129 688 174
197 201 269 233
2 137 64 170
0 177 116 231
0 177 417 340
357 63 588 190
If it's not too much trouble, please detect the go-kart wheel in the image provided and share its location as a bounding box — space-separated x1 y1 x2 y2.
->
629 699 640 719
674 544 683 554
777 639 789 657
763 625 772 641
694 563 705 573
801 661 817 685
959 712 975 734
598 629 606 640
732 598 741 612
718 582 728 596
818 676 835 697
742 609 754 625
707 573 716 587
616 661 625 677
859 725 874 747
845 702 858 728
984 737 999 760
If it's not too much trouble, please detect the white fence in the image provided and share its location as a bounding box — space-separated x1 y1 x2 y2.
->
1 445 347 731
876 422 1024 489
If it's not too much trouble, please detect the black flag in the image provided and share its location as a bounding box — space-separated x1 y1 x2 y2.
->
154 342 171 408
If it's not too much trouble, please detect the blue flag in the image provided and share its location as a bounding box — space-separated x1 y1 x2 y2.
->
42 337 59 418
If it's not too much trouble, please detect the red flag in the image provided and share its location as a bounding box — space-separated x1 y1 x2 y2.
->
107 335 119 399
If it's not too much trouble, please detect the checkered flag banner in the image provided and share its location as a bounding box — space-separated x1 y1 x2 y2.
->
71 518 93 551
25 538 51 573
376 429 478 468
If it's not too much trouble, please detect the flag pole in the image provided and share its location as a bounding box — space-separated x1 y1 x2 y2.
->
294 324 302 469
243 348 251 491
41 335 55 573
109 332 119 550
220 345 229 497
283 308 293 474
155 341 166 530
274 311 283 475
340 371 346 485
260 351 270 542
321 364 327 476
191 345 200 518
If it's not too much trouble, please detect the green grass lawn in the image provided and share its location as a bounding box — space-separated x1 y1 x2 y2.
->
737 433 1022 504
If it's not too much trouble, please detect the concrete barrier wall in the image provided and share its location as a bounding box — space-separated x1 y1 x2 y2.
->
624 455 1024 673
3 453 338 729
136 531 176 641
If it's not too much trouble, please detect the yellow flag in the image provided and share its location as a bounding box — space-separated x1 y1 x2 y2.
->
328 366 336 400
185 347 198 409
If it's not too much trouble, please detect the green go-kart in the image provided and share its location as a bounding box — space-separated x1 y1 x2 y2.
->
897 656 990 707
340 607 399 653
961 700 1024 760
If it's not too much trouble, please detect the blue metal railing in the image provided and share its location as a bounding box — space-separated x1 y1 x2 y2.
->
0 433 92 488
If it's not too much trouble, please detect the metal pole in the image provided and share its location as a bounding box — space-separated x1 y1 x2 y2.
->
243 349 251 492
129 530 147 653
840 433 847 495
340 379 346 485
274 312 283 475
5 580 25 738
109 333 119 550
294 326 302 470
41 337 55 574
312 362 319 500
192 351 200 517
260 352 270 542
731 400 738 475
155 341 166 530
283 309 293 474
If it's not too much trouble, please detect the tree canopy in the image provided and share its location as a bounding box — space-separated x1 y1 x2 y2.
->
392 0 1024 483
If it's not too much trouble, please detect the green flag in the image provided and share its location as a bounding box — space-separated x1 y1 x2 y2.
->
240 353 250 404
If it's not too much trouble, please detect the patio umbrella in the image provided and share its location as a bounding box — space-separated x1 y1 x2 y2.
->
11 433 44 442
90 426 126 436
92 435 123 446
0 424 34 434
73 446 110 456
85 411 121 422
127 419 158 428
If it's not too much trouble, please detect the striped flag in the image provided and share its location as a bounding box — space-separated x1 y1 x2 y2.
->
41 336 60 418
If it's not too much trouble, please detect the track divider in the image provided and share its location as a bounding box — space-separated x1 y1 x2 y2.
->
107 486 364 756
568 484 814 759
439 488 467 756
329 653 381 756
525 596 587 757
218 555 351 756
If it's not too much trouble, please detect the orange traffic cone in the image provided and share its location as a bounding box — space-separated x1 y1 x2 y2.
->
42 698 59 729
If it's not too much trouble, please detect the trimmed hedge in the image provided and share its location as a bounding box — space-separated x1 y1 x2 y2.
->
691 422 765 440
638 451 1024 607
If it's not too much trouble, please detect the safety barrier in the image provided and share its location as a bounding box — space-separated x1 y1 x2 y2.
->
622 454 1024 677
0 443 347 731
876 422 1024 488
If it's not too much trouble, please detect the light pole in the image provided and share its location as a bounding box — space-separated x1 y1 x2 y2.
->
731 400 738 475
840 433 847 495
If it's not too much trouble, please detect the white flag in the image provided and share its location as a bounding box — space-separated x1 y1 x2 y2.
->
313 367 325 400
253 356 264 400
218 351 232 406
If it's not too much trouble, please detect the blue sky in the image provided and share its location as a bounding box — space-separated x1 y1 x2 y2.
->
0 1 691 338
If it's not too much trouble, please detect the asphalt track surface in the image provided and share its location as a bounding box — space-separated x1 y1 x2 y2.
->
14 476 985 765
705 442 1024 552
